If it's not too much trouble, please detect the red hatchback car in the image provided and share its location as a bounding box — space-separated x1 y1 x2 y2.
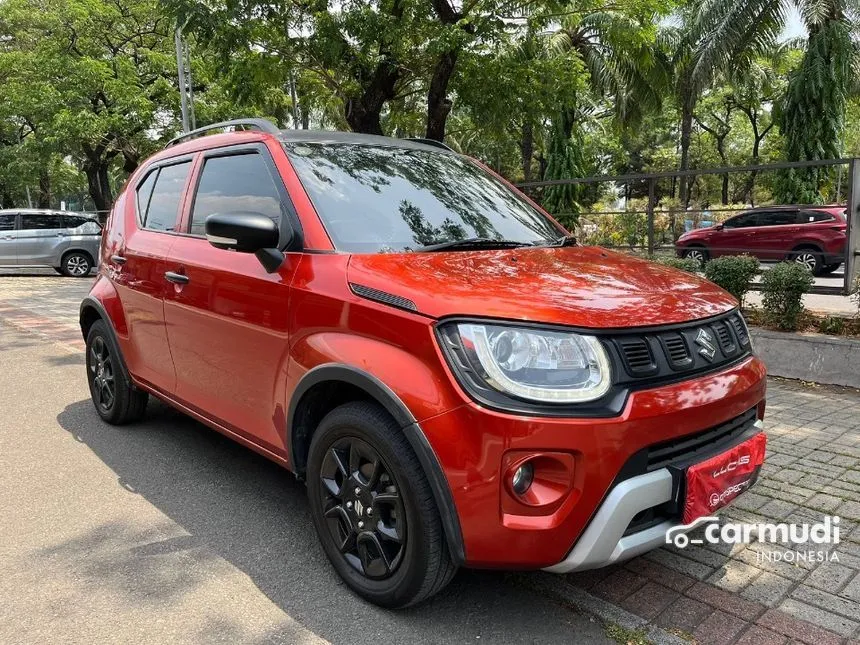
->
675 205 847 274
80 119 767 607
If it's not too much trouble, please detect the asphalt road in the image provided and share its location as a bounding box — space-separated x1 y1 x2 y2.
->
0 322 610 645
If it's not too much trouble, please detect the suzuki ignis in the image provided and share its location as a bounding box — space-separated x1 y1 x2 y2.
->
81 119 767 607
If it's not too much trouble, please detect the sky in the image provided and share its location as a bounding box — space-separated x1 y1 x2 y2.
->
781 5 806 40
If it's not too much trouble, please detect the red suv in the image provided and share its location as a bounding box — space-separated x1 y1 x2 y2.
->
80 119 767 607
675 205 847 274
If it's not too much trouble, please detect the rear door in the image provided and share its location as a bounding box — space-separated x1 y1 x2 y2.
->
17 212 67 265
0 212 17 264
747 209 799 259
162 143 302 451
114 158 194 393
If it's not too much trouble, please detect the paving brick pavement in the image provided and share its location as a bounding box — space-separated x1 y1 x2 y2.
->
2 271 859 644
0 272 93 351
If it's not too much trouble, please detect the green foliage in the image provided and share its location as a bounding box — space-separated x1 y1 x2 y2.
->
774 17 853 203
703 256 759 306
760 262 815 331
819 315 845 335
658 257 700 273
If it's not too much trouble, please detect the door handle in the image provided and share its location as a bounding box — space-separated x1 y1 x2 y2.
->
111 255 127 265
164 271 189 285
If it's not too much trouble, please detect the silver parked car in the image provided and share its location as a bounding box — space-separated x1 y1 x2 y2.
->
0 209 101 277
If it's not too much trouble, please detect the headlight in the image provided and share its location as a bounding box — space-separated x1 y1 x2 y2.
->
443 322 612 404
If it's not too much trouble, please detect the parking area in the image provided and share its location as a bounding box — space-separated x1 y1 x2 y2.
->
1 273 859 644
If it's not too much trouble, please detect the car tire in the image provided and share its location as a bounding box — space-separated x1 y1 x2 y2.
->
683 247 708 267
790 249 822 275
819 263 841 275
61 251 93 277
307 400 457 608
85 320 149 424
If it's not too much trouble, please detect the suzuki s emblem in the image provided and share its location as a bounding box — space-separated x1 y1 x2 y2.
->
695 328 717 362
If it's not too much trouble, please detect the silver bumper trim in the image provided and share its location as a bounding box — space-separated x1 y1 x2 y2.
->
544 419 763 574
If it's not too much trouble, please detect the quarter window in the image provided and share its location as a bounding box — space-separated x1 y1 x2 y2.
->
189 153 282 236
802 210 835 223
139 161 192 232
21 213 63 229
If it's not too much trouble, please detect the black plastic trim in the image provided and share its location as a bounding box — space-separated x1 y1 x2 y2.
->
286 363 466 566
79 296 133 384
349 283 418 312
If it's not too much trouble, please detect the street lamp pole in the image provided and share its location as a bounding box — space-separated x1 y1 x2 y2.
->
175 28 190 133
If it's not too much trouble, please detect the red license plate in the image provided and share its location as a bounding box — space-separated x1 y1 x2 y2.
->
683 432 767 524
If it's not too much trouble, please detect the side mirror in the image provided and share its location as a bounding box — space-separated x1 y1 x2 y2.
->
714 223 724 231
205 212 289 273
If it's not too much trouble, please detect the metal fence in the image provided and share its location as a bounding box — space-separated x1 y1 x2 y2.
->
517 158 860 296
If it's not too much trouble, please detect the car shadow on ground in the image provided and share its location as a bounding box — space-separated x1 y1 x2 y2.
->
56 398 605 645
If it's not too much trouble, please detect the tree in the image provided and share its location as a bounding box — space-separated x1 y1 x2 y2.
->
0 0 181 211
693 0 859 202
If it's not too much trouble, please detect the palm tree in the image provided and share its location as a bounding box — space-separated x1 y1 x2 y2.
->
540 5 670 216
692 0 860 202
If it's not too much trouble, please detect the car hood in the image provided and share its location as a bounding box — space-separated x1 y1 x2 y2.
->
346 246 738 328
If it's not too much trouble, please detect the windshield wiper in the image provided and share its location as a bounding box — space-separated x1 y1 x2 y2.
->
539 234 577 248
418 237 532 252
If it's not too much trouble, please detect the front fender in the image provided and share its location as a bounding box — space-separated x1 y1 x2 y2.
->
288 331 461 424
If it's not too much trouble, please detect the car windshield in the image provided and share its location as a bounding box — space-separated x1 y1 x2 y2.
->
285 143 562 253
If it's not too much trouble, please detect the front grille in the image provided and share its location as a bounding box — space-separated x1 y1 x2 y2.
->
618 338 656 376
662 334 691 367
608 311 752 385
731 315 750 346
646 408 758 471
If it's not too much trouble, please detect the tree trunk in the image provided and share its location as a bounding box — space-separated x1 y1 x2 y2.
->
425 50 458 141
679 98 694 207
520 121 534 182
344 59 400 134
83 159 113 213
38 168 51 208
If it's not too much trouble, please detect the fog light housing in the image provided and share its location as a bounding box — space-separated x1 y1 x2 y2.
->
511 462 534 496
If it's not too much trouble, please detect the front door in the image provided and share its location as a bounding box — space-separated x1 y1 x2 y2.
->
0 212 17 264
162 144 302 452
17 212 67 265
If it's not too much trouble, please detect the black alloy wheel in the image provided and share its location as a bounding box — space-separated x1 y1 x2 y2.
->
318 436 407 580
85 320 149 424
88 335 116 413
307 401 456 607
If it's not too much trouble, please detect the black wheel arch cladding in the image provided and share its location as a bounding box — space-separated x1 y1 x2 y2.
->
287 363 466 566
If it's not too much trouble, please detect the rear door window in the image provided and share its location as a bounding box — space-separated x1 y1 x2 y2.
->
0 213 16 231
20 213 63 230
756 210 798 226
139 161 192 232
188 153 282 236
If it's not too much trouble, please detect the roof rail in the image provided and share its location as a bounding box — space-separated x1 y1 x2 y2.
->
404 137 454 152
165 118 280 148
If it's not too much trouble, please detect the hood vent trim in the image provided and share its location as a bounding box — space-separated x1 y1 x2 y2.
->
349 283 418 312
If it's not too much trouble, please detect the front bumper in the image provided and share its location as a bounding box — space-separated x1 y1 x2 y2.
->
419 355 767 568
543 420 762 574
